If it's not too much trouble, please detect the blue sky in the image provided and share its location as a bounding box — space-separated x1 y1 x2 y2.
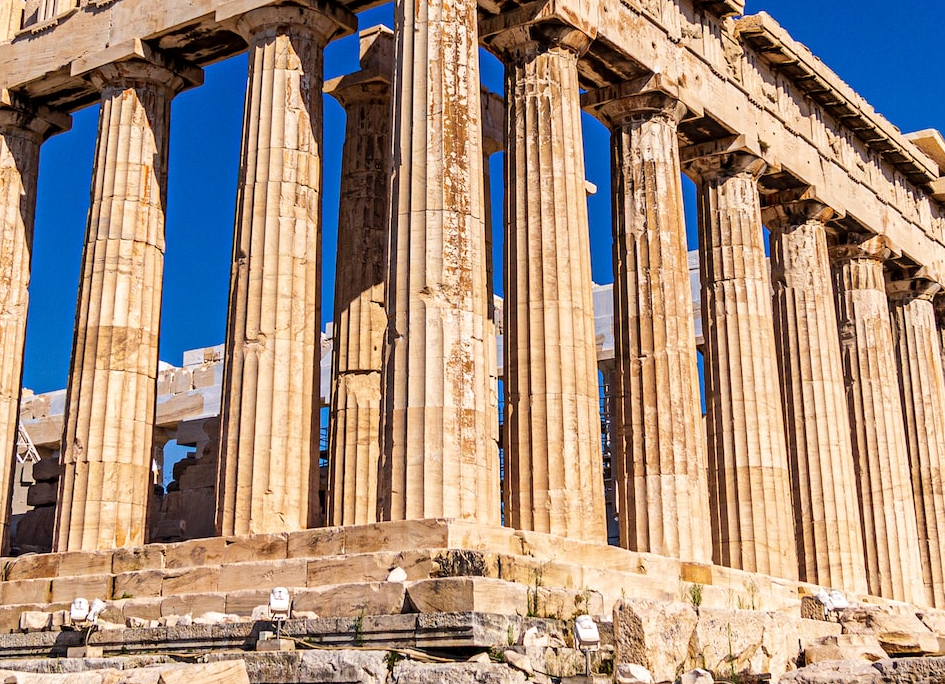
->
22 1 945 394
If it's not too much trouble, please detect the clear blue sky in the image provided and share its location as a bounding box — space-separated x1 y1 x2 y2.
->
22 0 945 394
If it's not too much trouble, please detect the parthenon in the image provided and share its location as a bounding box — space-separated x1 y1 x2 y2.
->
0 0 945 664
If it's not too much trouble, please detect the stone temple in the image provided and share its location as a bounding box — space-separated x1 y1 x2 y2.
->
0 0 944 681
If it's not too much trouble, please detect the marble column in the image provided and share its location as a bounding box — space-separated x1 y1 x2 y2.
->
325 27 393 527
0 99 67 553
889 276 945 608
584 85 710 561
765 202 868 593
686 152 797 579
378 0 499 522
56 56 197 551
216 4 354 536
830 236 925 604
489 24 606 540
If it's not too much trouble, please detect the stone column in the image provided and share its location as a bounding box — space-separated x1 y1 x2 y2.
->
0 98 67 553
378 0 499 522
325 27 393 527
583 85 710 561
830 236 925 604
485 23 606 540
765 201 868 593
889 276 945 608
56 54 199 551
685 151 797 579
216 3 354 536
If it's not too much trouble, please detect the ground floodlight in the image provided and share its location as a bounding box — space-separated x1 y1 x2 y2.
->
70 598 90 624
88 598 107 624
269 587 291 620
574 614 600 651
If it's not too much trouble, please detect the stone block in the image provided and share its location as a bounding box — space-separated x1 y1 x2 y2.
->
805 635 888 664
292 582 406 618
533 587 604 620
0 578 52 604
25 482 57 507
921 609 945 637
179 463 217 490
122 599 164 621
157 661 251 684
59 550 113 576
779 661 881 684
18 611 50 632
51 574 110 603
298 649 389 684
840 606 943 656
113 570 164 599
5 553 60 580
113 545 166 573
680 562 713 586
406 577 529 615
161 593 226 617
11 507 56 553
614 599 698 683
287 527 347 559
393 661 526 684
801 595 826 621
162 566 219 595
192 366 219 389
307 553 401 587
165 536 227 569
445 521 522 555
225 589 271 616
218 560 307 593
222 534 288 564
431 549 499 579
345 520 451 554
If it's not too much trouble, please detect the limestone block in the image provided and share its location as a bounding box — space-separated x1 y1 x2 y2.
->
170 369 193 394
191 366 219 389
50 575 110 603
287 527 346 559
18 611 50 632
222 535 288 564
218 560 307 592
59 550 113 576
613 599 698 683
344 520 451 554
779 661 880 684
292 582 405 618
224 589 270 617
805 635 888 664
496 556 583 590
431 550 499 579
406 578 529 616
533 587 604 620
162 566 219 595
392 661 526 684
113 570 164 600
164 538 226 569
306 553 403 586
446 522 522 556
11 506 56 553
31 458 60 483
920 609 945 637
161 593 225 618
298 650 389 684
872 657 945 684
178 463 217 490
839 606 943 655
5 553 60 580
113 546 166 573
0 578 51 604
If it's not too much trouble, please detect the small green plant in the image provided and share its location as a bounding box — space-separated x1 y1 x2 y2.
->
119 592 134 600
385 650 402 672
687 583 704 608
527 568 543 617
353 609 365 647
507 624 515 647
745 580 759 611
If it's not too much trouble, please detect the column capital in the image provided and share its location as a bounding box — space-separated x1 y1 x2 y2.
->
325 27 393 109
762 191 838 232
582 76 688 131
887 276 943 303
830 234 901 265
480 12 594 62
217 0 356 45
0 91 71 141
71 39 203 93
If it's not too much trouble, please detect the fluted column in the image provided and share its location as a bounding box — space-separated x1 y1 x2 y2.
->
889 276 945 608
56 56 198 551
325 27 393 527
216 3 354 535
583 85 710 561
765 201 868 593
830 236 925 604
685 151 797 579
485 23 605 540
378 0 499 522
0 99 67 553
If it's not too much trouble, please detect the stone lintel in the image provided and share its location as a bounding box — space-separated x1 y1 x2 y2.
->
215 0 356 42
904 129 945 175
70 38 203 89
929 178 945 202
831 234 902 264
478 0 598 57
